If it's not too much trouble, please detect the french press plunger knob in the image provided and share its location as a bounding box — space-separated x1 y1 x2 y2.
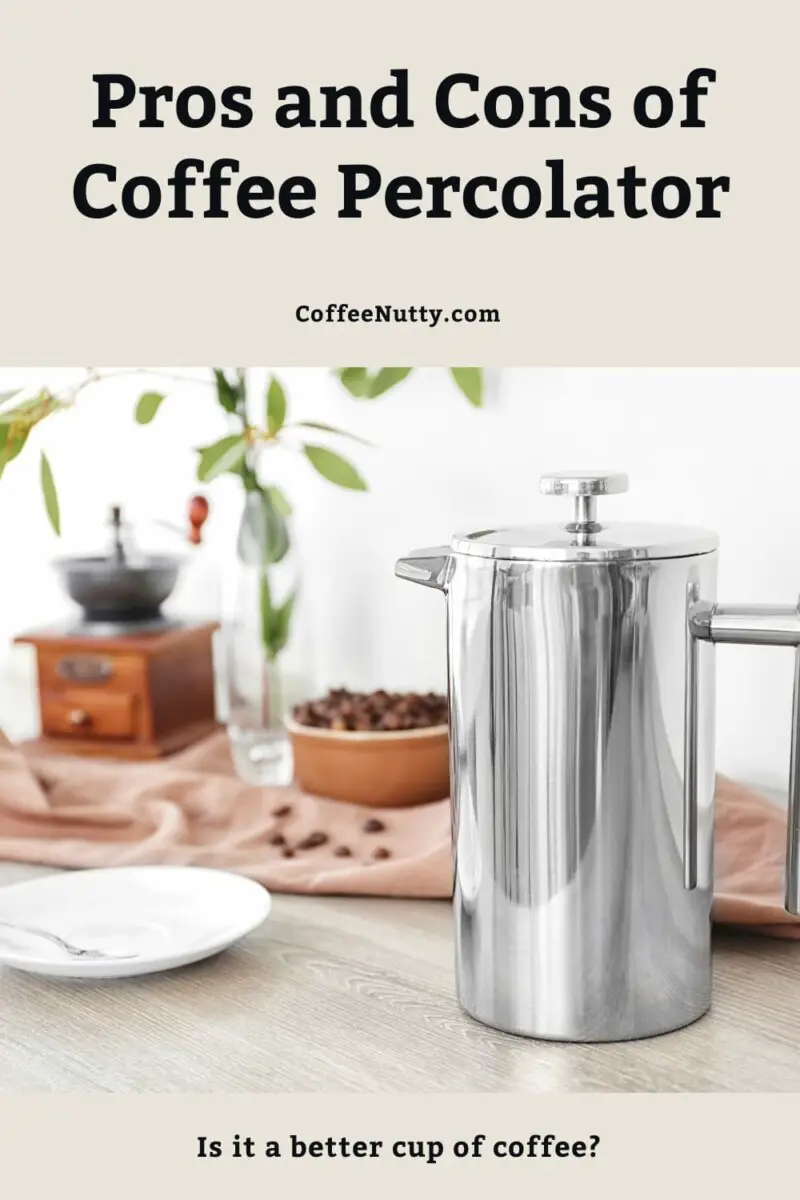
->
540 470 628 532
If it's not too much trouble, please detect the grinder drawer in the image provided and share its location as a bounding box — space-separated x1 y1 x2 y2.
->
38 651 145 693
41 691 137 739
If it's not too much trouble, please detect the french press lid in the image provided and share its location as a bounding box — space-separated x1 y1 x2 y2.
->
451 471 719 562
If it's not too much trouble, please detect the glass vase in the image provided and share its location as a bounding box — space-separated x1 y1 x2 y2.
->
222 487 301 785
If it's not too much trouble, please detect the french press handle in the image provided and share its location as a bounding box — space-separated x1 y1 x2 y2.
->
686 594 800 915
540 471 628 530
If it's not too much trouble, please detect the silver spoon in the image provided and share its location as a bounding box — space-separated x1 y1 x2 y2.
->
0 919 138 960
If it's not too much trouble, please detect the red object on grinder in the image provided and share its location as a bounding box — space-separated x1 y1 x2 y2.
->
187 495 210 545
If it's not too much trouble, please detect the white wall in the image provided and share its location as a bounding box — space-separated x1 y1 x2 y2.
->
1 366 798 790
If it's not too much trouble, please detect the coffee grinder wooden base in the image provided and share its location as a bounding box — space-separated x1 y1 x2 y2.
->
15 621 220 760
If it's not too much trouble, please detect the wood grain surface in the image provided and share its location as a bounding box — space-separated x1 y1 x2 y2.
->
0 861 799 1093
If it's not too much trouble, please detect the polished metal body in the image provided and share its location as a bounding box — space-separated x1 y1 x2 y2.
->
396 471 800 1042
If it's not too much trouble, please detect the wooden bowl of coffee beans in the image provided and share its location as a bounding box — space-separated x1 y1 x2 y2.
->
287 688 450 807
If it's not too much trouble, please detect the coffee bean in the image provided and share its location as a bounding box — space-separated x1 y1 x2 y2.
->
273 804 293 818
291 688 447 733
372 847 391 860
268 833 286 846
282 847 295 858
333 845 352 858
363 818 386 833
297 831 329 850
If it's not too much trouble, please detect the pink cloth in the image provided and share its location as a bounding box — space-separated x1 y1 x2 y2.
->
0 732 796 936
0 732 451 897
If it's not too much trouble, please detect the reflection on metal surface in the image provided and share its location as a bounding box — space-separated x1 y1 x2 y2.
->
446 553 716 1042
683 579 701 891
56 656 113 683
397 545 716 1041
396 472 800 1041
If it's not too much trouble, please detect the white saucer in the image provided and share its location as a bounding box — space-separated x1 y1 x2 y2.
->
0 866 271 980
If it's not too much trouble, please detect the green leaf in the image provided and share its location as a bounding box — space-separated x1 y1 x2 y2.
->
266 376 287 437
267 590 296 660
0 391 62 479
262 491 290 564
40 451 60 535
212 368 241 415
303 444 367 491
259 576 297 661
0 424 28 478
266 484 292 518
259 575 295 659
225 455 258 488
336 367 369 397
291 420 371 446
259 570 273 655
0 389 21 407
0 393 60 426
450 367 483 407
134 391 166 424
238 488 290 565
365 367 412 398
0 406 30 424
196 435 247 482
338 364 415 400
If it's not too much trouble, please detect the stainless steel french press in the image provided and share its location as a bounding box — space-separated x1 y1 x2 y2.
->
396 471 800 1042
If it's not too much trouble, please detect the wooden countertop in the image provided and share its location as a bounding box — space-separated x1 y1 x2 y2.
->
0 861 799 1092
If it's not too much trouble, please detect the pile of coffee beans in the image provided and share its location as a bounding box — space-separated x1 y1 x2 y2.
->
292 688 448 732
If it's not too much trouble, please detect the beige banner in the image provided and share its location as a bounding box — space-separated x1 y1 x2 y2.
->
0 0 797 364
0 1093 794 1194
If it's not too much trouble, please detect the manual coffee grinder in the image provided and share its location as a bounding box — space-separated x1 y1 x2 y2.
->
397 470 800 1042
16 498 219 759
